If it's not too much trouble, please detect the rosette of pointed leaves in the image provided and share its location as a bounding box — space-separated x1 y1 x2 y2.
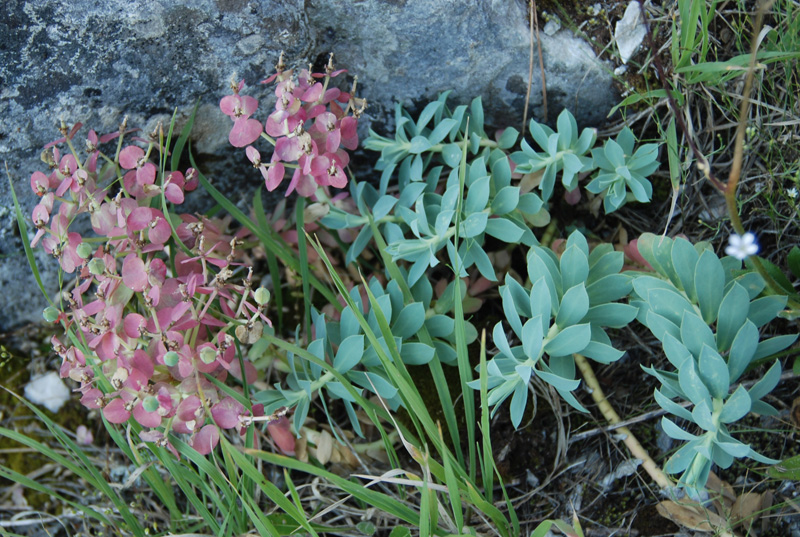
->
631 233 797 497
382 155 539 285
364 91 519 195
472 230 638 427
510 109 596 202
585 127 660 213
323 150 542 283
254 276 476 435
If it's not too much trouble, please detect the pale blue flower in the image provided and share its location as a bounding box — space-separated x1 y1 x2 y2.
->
725 232 759 260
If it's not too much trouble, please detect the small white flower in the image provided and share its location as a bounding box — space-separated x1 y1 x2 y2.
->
788 187 798 199
725 232 759 260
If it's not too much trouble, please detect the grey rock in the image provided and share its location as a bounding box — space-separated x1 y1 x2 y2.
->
0 0 618 330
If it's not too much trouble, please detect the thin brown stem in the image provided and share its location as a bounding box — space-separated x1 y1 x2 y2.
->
523 1 547 132
574 353 673 490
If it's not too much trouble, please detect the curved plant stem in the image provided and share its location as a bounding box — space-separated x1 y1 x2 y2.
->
639 0 798 310
574 353 672 490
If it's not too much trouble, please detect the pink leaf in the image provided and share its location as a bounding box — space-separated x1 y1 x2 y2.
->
267 416 296 455
137 162 157 186
229 118 263 148
148 217 171 245
275 137 302 162
240 95 258 117
211 397 244 429
122 255 148 292
165 182 185 204
127 206 153 231
133 402 162 428
191 425 220 455
301 82 324 103
119 146 144 170
564 187 581 205
245 145 261 164
219 95 240 118
103 398 131 424
123 313 146 338
30 171 51 195
266 161 285 191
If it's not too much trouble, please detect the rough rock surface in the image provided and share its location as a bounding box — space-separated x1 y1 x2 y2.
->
0 0 618 330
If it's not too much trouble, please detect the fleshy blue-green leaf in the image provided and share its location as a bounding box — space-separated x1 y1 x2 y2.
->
408 135 433 154
647 288 695 326
491 186 520 215
715 282 750 351
586 274 632 304
544 324 591 356
680 311 716 357
748 360 781 402
654 388 693 421
662 417 697 441
671 237 699 299
678 358 711 407
697 345 728 399
727 320 758 383
426 314 454 338
466 176 491 214
692 399 715 431
460 212 488 238
752 334 798 361
560 246 589 291
509 382 529 428
581 303 638 328
555 284 590 328
694 250 724 324
400 342 435 365
442 143 462 168
719 385 751 423
581 341 625 364
373 195 399 221
392 303 426 338
747 295 788 328
485 217 525 243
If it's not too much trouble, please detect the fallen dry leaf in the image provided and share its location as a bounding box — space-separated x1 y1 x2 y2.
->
656 500 736 537
730 492 764 533
706 471 736 511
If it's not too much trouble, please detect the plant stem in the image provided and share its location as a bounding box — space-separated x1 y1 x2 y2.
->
573 353 672 490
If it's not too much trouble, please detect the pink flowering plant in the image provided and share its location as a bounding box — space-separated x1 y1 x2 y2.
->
25 114 300 458
220 52 364 198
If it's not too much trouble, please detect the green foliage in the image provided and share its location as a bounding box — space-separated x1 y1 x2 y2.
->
633 233 796 497
253 276 477 435
11 75 798 534
472 231 636 427
585 127 659 213
510 109 596 201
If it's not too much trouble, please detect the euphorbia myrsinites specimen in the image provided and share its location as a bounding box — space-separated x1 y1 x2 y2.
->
220 52 364 197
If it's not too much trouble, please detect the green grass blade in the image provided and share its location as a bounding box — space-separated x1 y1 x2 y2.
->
0 466 115 527
0 424 145 536
295 197 312 340
662 117 682 237
365 220 462 461
172 99 199 171
254 186 285 332
246 450 424 528
225 438 321 536
7 163 51 303
189 153 341 310
439 424 465 532
452 121 476 479
478 330 494 502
